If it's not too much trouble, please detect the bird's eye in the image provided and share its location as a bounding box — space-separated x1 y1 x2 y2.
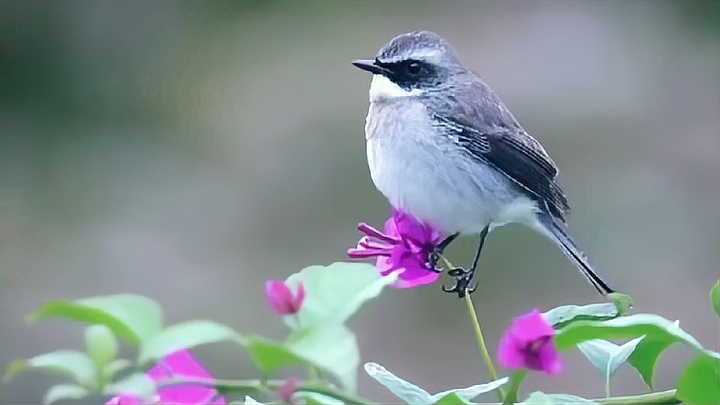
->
406 62 422 75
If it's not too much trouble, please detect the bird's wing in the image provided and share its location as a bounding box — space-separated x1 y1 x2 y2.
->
429 78 570 220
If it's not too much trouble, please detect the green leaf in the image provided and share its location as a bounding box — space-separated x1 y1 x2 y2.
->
245 336 304 375
364 362 507 405
246 331 360 394
286 324 360 392
430 378 508 404
102 372 156 397
711 280 720 318
5 350 96 387
284 262 396 329
677 353 720 404
297 392 344 405
43 383 90 404
628 339 672 389
363 362 432 404
85 324 117 372
542 302 619 329
138 320 246 366
555 313 720 390
432 393 470 405
503 370 528 405
242 396 263 404
30 294 163 346
101 358 132 382
577 336 644 394
519 391 598 405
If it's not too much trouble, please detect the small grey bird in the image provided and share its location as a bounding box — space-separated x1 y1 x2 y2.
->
352 31 614 297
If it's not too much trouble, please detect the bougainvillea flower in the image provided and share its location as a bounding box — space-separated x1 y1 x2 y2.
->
265 280 306 315
348 208 445 288
106 349 226 404
498 309 563 374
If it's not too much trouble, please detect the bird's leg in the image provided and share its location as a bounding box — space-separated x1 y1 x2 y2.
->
427 232 459 272
442 225 490 298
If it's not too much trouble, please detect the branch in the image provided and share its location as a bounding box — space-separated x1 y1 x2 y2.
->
595 389 679 405
159 377 375 405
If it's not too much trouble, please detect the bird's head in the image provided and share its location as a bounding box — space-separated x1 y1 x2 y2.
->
352 31 464 102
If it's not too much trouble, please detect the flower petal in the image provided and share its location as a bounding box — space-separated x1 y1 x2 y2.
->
381 248 439 288
148 350 226 404
266 280 294 315
509 309 555 344
347 247 392 258
536 339 564 374
498 309 563 375
291 283 306 313
350 208 445 289
358 222 399 243
498 330 526 369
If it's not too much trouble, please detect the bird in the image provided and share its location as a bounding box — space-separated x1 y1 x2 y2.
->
351 31 614 297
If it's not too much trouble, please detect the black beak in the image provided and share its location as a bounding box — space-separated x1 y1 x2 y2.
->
352 59 391 75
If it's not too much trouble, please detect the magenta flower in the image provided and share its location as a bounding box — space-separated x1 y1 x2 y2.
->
266 280 306 315
107 349 225 404
498 309 563 374
348 208 445 288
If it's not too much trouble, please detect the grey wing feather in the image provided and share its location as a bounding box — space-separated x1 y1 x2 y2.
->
429 74 570 220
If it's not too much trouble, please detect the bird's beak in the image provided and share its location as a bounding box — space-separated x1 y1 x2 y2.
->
352 59 390 75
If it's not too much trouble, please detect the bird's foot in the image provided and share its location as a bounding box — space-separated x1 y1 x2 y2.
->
426 233 460 273
441 267 477 298
426 247 444 273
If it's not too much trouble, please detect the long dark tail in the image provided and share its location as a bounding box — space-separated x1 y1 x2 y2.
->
538 212 614 296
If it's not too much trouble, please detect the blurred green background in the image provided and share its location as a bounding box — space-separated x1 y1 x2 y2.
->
1 1 718 403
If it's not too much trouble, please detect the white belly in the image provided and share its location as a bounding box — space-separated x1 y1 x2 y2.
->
364 101 538 235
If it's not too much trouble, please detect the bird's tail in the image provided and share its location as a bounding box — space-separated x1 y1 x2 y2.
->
537 212 614 296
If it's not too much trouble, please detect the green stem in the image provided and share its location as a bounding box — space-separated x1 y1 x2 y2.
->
595 389 679 405
440 256 504 402
160 377 374 404
503 370 527 405
605 375 611 398
465 291 504 402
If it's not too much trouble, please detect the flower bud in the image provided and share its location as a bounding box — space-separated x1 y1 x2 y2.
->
265 280 306 315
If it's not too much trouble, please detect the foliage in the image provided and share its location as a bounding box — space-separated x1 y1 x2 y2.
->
4 264 718 404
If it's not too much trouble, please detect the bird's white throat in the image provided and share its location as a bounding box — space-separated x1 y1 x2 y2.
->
369 74 422 102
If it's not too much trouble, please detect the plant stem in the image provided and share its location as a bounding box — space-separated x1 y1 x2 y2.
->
440 256 504 402
595 388 679 405
161 377 374 404
465 290 504 402
605 375 611 398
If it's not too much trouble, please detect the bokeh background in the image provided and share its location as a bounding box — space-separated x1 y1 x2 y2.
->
1 1 718 403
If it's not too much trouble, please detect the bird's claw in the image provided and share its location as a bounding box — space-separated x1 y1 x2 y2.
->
441 267 477 298
426 248 443 273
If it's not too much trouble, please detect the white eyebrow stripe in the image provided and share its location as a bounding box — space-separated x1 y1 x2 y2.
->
382 48 443 65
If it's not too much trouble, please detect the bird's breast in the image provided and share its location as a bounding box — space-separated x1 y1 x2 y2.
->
363 101 526 234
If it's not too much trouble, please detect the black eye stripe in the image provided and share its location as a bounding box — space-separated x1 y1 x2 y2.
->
377 60 433 76
374 59 440 90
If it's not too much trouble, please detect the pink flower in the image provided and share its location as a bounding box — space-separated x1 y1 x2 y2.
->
266 280 306 315
348 208 445 288
498 309 563 374
107 350 225 404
